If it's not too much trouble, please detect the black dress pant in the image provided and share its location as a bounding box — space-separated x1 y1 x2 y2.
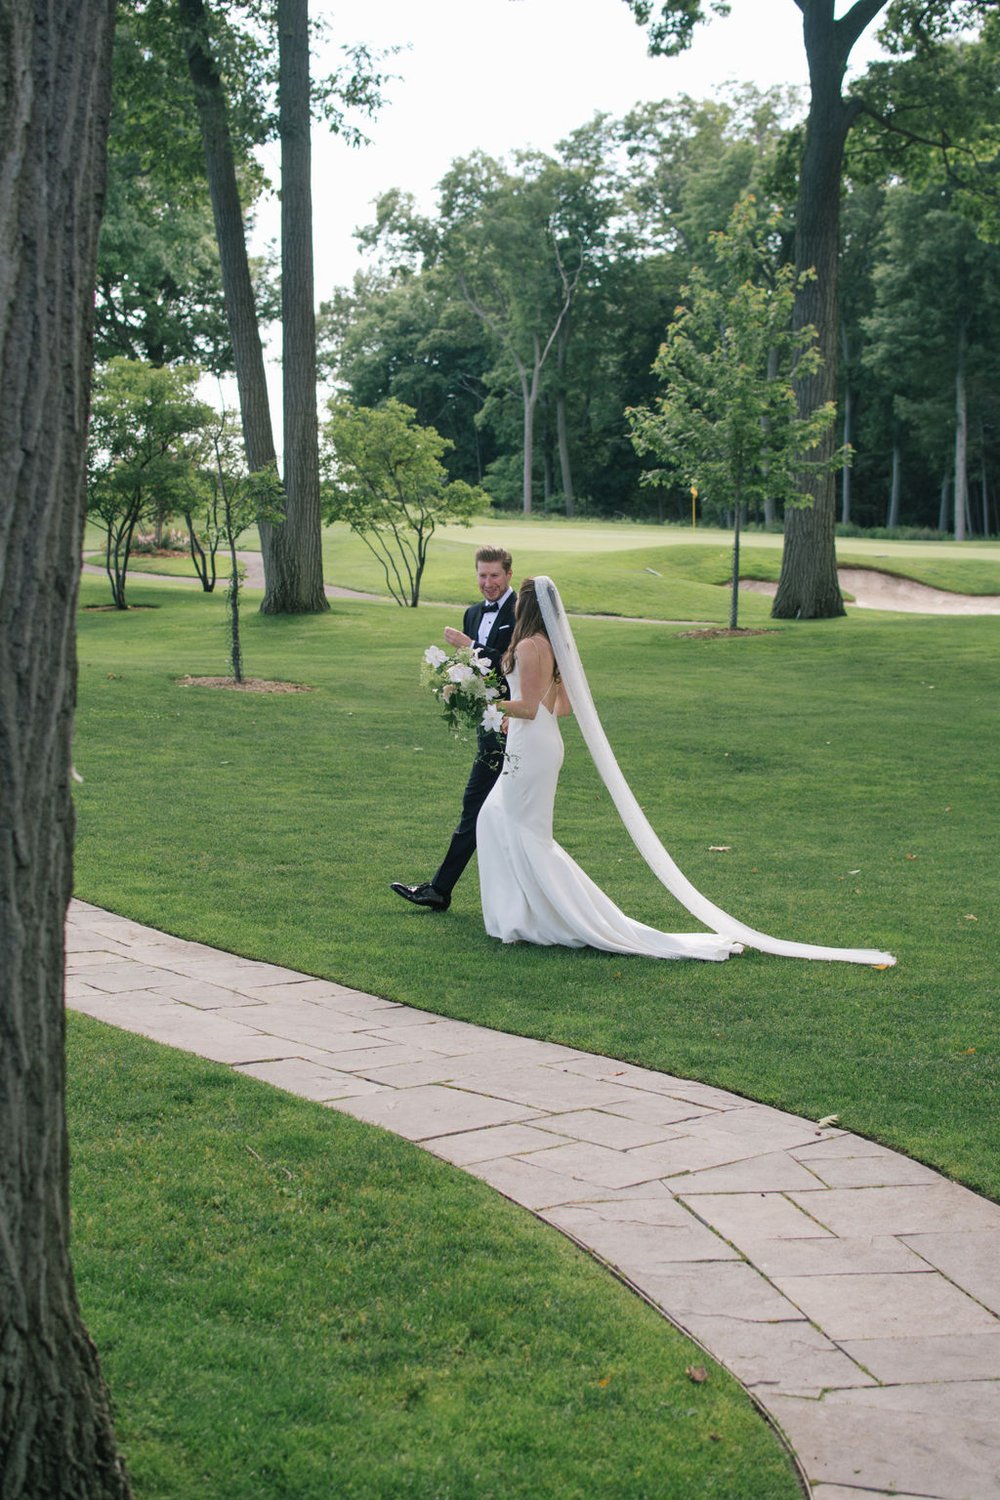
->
431 732 504 896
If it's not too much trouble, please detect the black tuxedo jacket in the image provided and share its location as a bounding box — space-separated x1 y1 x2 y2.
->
464 591 517 682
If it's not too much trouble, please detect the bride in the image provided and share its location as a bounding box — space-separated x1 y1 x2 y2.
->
476 577 895 967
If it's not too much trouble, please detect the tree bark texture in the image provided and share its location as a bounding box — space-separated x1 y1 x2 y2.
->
954 322 968 541
263 0 329 613
840 323 852 526
772 0 887 618
887 442 901 528
0 2 132 1495
176 0 278 482
555 323 575 515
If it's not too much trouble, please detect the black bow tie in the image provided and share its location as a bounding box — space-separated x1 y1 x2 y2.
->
482 600 500 613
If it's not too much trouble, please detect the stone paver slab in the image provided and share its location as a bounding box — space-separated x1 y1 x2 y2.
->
827 1379 1000 1421
466 1153 606 1211
792 1133 910 1161
543 1203 739 1269
423 1123 571 1165
533 1108 680 1150
69 962 185 994
602 1094 717 1127
766 1394 1000 1499
456 1065 634 1113
811 1490 929 1500
326 1084 539 1141
65 949 129 967
69 987 182 1015
802 1154 943 1189
559 1055 736 1106
900 1229 1000 1316
691 1105 833 1153
150 979 273 1010
671 1150 826 1195
619 1132 762 1179
737 1235 928 1278
837 1332 1000 1384
360 1056 487 1088
515 1139 671 1190
639 1260 805 1322
679 1314 874 1397
679 1192 834 1246
234 1057 386 1100
789 1183 1000 1237
295 1042 438 1073
770 1269 999 1340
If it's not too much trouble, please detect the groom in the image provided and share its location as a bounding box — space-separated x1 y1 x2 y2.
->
391 545 516 911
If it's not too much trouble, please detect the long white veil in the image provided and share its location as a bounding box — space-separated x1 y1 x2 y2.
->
535 576 896 966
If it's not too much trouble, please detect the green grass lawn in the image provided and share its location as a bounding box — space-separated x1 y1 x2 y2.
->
85 514 1000 617
70 1016 800 1499
70 553 998 1494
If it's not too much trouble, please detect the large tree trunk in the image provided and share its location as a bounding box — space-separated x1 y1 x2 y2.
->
772 0 887 619
263 0 329 614
840 323 852 526
0 3 132 1495
954 321 968 541
175 0 280 547
886 439 901 528
938 469 951 532
555 322 575 516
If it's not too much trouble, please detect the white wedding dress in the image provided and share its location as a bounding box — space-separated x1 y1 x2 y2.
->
476 665 742 961
473 578 896 968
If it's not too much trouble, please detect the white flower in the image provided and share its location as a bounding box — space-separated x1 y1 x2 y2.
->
484 686 500 700
470 649 492 675
447 663 475 684
424 644 448 667
481 703 505 733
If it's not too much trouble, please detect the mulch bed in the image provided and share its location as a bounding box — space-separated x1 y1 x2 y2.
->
178 676 312 694
679 627 781 639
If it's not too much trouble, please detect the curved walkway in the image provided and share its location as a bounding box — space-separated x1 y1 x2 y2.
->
66 900 1000 1499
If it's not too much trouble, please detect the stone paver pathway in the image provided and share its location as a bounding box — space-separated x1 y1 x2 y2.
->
66 900 1000 1500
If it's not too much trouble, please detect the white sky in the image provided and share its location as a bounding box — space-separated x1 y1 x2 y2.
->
241 0 888 450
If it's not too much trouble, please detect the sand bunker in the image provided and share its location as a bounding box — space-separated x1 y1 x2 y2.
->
741 567 1000 615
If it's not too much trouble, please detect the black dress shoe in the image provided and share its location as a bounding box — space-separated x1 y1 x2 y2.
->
390 881 451 911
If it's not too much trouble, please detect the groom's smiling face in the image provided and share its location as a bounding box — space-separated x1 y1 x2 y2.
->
477 561 512 602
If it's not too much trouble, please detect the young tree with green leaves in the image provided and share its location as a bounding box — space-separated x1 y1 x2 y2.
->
628 199 843 628
192 412 285 679
322 399 485 606
88 359 213 609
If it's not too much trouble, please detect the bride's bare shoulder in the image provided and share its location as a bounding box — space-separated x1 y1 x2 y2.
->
516 633 553 657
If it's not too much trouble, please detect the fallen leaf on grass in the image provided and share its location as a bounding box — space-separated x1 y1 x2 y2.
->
906 853 918 860
816 1114 840 1129
708 845 732 853
686 1365 709 1384
964 914 978 922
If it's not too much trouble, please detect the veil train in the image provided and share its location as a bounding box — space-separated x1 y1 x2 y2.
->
534 576 896 967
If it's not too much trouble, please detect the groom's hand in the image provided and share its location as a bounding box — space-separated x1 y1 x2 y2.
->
444 627 472 648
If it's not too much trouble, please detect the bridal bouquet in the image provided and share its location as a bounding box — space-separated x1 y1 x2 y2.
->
421 643 504 738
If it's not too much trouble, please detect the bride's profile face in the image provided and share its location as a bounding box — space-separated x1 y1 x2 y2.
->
477 561 511 601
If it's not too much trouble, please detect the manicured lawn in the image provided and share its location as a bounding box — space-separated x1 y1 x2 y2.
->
70 1016 801 1499
86 515 1000 619
70 554 997 1492
74 572 998 1196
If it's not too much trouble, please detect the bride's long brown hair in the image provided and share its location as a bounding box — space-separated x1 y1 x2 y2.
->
502 577 559 678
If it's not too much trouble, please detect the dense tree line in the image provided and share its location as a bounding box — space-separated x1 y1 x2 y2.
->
320 21 998 540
